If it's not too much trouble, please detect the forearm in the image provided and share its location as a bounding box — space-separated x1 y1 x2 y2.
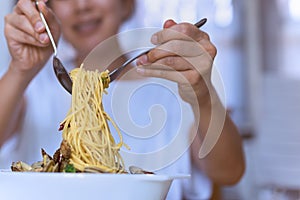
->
190 88 245 185
0 64 29 146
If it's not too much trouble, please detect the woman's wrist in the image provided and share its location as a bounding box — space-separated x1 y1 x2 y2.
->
8 61 37 87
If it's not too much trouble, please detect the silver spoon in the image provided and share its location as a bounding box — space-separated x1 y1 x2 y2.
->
35 1 73 94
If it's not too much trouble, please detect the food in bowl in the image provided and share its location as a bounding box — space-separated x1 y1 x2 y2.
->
12 67 132 174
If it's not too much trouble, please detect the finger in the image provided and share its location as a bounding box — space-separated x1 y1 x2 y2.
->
137 54 214 78
5 13 48 44
15 0 45 33
5 23 49 47
147 40 207 63
37 1 54 23
163 19 177 28
14 0 48 14
198 39 217 59
136 67 199 85
151 23 207 45
136 63 210 87
137 56 211 79
36 1 60 42
138 55 192 71
36 1 57 32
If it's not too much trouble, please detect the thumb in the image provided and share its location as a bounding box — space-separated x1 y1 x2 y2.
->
163 19 177 28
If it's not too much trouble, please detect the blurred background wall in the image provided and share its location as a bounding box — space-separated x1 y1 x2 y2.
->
1 0 300 199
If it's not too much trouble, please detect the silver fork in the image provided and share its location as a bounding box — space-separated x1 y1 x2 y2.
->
108 18 207 82
35 1 73 94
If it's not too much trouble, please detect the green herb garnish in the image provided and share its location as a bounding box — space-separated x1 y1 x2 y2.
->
64 164 76 173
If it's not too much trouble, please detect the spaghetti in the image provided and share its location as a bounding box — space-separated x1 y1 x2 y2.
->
60 66 126 173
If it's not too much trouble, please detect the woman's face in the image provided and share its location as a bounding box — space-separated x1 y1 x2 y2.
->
49 0 133 57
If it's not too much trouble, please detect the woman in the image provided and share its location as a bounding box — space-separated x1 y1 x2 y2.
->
0 0 245 199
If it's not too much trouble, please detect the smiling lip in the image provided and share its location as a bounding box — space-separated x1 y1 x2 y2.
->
73 18 102 36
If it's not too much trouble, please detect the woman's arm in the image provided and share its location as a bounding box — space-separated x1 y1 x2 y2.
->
0 67 27 146
0 0 60 146
136 19 245 185
190 86 245 185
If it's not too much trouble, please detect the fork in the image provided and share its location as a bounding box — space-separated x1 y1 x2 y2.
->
108 18 207 82
35 1 73 94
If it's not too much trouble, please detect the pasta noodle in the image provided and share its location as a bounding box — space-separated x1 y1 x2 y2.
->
60 65 127 173
11 66 155 175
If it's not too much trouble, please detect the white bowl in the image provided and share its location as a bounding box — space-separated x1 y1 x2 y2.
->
0 170 189 200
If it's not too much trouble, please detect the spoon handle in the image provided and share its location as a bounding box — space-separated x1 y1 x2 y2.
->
35 1 57 56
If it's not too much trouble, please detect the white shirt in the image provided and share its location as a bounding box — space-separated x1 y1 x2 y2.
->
0 40 212 200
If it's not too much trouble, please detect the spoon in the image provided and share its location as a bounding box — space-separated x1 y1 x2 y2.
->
35 1 73 94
